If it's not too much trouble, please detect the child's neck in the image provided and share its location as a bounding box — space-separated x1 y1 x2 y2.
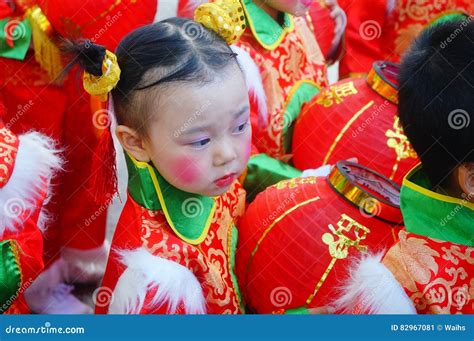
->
253 0 283 24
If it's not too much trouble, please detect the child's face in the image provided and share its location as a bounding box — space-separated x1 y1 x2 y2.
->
264 0 313 17
143 66 251 197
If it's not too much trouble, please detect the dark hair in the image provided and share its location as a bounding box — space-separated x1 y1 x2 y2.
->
398 19 474 187
71 17 239 136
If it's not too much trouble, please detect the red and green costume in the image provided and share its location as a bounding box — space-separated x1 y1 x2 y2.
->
235 0 328 200
337 166 474 314
96 154 245 314
0 116 60 314
339 0 473 77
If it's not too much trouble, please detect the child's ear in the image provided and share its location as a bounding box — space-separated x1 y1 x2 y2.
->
457 162 474 201
115 125 150 162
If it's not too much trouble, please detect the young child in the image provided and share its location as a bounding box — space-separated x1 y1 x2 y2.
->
234 0 330 200
336 20 474 314
74 3 251 314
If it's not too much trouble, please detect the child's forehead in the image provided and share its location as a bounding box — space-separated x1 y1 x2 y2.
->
155 72 248 125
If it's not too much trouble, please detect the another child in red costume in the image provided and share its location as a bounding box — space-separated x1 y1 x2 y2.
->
339 0 473 78
74 1 253 314
233 0 331 201
337 20 474 314
0 100 61 314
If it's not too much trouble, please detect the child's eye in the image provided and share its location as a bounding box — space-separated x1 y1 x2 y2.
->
233 121 249 134
189 138 211 148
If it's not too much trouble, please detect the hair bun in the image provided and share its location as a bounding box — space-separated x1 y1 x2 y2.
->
78 40 107 76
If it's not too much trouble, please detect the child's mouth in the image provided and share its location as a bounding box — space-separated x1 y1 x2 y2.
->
214 173 236 188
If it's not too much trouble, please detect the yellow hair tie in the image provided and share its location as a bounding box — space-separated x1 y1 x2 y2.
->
194 0 246 45
83 50 121 102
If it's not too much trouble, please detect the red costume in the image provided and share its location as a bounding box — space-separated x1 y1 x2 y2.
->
339 0 473 77
97 155 245 314
0 101 61 314
0 0 157 284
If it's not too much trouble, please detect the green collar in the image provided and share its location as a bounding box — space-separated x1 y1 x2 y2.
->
125 153 216 245
241 0 294 50
401 165 474 246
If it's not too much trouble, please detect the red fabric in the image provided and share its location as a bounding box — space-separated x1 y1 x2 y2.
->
37 0 158 51
292 67 419 185
383 230 474 314
380 0 474 63
0 123 47 314
307 1 341 62
339 0 474 77
97 181 246 314
0 54 107 263
236 15 328 161
338 0 387 77
236 176 401 314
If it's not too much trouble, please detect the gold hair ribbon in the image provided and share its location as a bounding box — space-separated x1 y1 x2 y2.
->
194 0 246 45
83 50 121 102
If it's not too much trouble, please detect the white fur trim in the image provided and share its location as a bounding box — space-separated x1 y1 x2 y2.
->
334 253 417 314
108 248 206 314
231 45 268 127
61 242 110 283
0 131 62 236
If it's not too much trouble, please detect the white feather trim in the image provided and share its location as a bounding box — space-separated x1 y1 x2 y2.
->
0 131 62 236
231 45 268 127
334 253 417 314
108 248 206 314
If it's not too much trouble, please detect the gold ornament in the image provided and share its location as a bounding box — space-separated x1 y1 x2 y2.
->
194 0 246 45
83 50 121 102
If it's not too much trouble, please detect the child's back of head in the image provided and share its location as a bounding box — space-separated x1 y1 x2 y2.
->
398 19 474 198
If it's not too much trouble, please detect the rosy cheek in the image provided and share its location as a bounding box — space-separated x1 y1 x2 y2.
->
171 157 202 184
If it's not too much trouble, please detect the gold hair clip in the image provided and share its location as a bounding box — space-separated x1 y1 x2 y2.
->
194 0 246 45
83 50 121 102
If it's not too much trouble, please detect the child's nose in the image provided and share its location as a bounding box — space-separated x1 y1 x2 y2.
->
213 140 237 167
